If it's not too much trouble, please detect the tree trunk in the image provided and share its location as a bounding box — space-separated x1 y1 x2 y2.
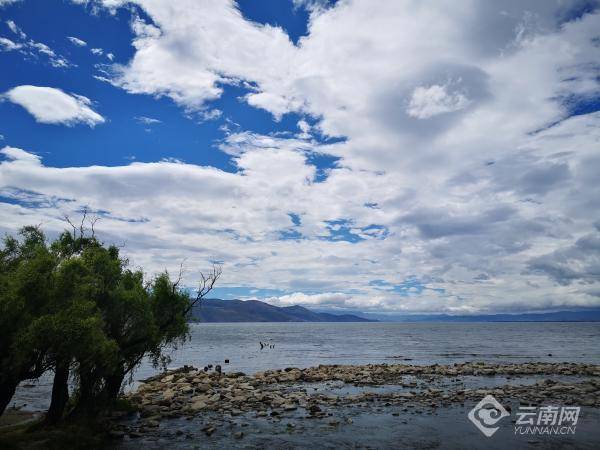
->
45 362 69 424
105 371 125 403
0 380 18 417
69 368 95 419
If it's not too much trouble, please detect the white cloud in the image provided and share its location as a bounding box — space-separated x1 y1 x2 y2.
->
406 84 470 119
90 47 103 55
3 85 105 126
67 36 87 46
296 119 311 139
0 36 22 50
5 0 600 314
134 115 161 125
265 292 354 308
6 20 26 39
1 146 41 164
4 20 72 67
3 112 599 314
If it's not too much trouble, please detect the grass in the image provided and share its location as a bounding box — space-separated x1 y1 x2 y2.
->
0 411 110 449
0 396 139 449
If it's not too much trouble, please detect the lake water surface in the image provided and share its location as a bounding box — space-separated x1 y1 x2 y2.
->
12 321 600 411
142 322 600 376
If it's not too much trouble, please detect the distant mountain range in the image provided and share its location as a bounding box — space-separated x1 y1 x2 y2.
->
190 300 600 323
191 299 375 322
356 309 600 322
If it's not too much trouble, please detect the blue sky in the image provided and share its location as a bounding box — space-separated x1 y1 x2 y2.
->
1 0 599 314
0 0 316 169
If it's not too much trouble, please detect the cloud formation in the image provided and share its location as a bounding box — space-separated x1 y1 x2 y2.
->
67 36 87 46
3 85 105 126
406 84 470 119
2 0 600 314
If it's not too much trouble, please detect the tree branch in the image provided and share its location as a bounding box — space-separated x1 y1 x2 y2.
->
185 264 222 314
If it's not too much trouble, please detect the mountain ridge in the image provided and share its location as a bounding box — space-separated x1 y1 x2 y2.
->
190 298 375 322
191 300 600 323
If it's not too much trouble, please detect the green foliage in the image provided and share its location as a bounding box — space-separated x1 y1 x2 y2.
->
0 225 214 421
0 227 57 413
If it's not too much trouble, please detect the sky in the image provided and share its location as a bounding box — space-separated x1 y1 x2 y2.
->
0 0 599 316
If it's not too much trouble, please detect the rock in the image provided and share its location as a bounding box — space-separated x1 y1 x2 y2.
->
108 430 125 439
234 431 244 439
190 400 207 411
215 365 222 374
140 405 161 417
396 392 414 399
308 404 322 414
162 389 175 401
195 383 211 393
225 359 230 364
203 426 216 436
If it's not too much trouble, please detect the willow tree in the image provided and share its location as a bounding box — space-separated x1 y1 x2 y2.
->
0 227 56 416
0 224 221 421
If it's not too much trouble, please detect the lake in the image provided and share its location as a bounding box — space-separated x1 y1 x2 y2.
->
11 321 600 411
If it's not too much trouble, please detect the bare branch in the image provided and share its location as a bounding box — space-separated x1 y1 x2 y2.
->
89 215 100 238
78 207 88 238
63 214 77 239
185 264 222 314
172 259 187 294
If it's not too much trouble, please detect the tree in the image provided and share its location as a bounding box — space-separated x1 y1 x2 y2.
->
0 224 221 422
0 227 56 416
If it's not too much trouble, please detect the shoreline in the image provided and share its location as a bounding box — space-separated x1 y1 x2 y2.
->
109 362 600 448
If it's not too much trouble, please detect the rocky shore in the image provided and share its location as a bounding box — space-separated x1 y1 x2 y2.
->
109 361 600 445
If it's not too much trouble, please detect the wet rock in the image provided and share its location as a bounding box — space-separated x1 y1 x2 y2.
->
144 419 160 428
119 360 600 441
108 430 125 439
202 425 216 436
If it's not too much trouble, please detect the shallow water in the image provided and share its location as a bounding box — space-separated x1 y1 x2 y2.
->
11 321 600 411
115 403 600 450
